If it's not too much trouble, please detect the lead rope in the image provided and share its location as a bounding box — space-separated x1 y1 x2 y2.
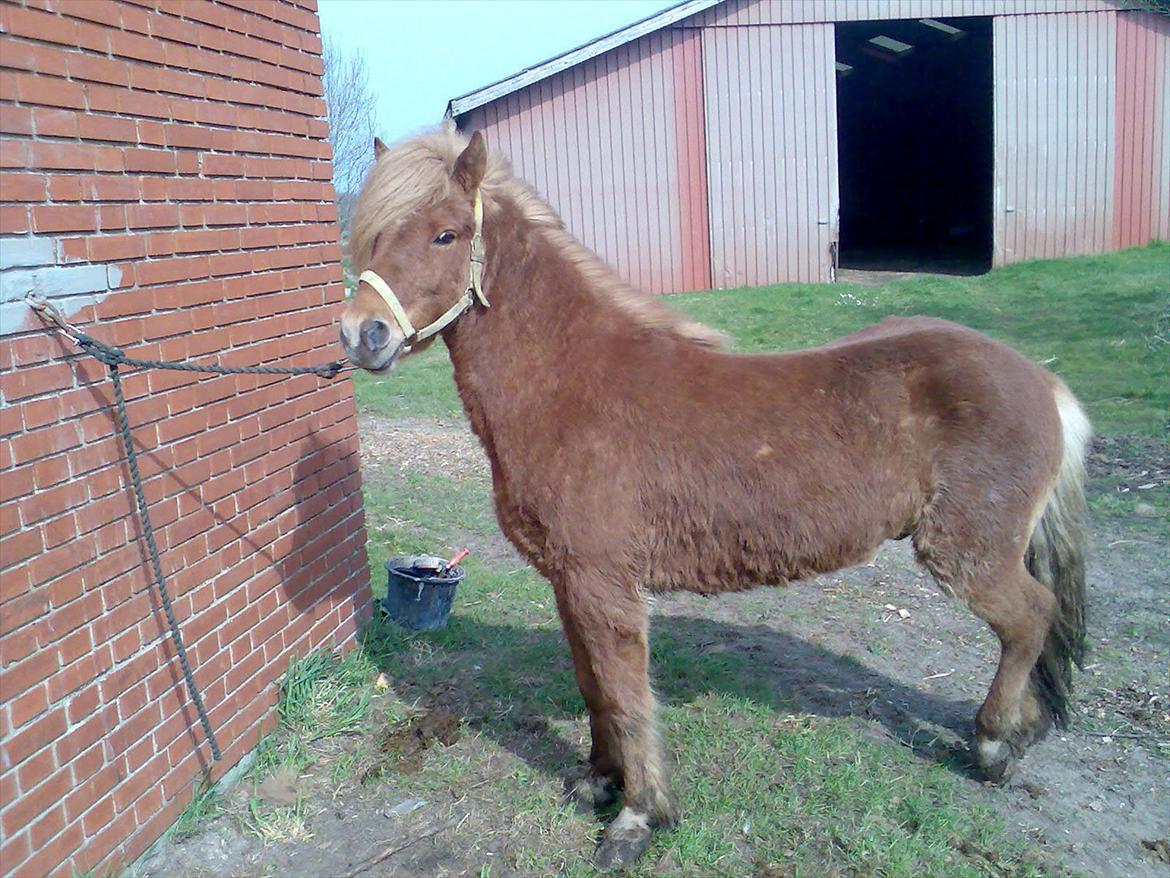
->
28 297 350 762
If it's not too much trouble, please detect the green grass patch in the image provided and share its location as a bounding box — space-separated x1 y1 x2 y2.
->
277 650 372 739
167 780 221 843
352 343 466 422
249 649 379 785
356 245 1169 437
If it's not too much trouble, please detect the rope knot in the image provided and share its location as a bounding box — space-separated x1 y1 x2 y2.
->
78 334 127 369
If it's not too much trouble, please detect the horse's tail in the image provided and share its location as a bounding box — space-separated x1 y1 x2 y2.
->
1025 380 1091 728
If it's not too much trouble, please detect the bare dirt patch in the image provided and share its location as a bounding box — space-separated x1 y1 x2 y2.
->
369 709 463 777
357 415 489 482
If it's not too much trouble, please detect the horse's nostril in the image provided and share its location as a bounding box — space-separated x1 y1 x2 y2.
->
360 318 391 353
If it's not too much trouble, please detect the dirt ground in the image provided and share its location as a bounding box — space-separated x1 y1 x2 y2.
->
136 417 1169 878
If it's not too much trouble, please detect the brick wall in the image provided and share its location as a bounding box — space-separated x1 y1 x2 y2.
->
0 1 371 875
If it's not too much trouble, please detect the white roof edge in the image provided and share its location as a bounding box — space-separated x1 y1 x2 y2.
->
445 0 725 119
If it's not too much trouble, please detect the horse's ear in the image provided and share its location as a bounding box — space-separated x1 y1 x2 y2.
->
373 137 387 158
453 131 487 193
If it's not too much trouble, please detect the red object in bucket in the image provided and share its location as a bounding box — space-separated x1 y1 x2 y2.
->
438 548 469 576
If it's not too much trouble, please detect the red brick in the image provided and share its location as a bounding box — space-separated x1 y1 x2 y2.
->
46 654 108 706
110 29 166 64
73 797 113 851
0 105 33 135
57 0 122 26
32 204 99 233
32 107 77 138
0 527 44 568
13 820 83 878
32 453 71 489
66 52 131 87
0 5 368 873
0 205 30 233
98 203 130 234
1 173 46 201
123 148 176 175
22 478 86 524
0 706 65 766
57 627 93 666
88 233 148 261
127 203 179 229
66 683 100 725
9 684 48 729
28 802 67 853
0 829 29 875
78 113 139 143
0 586 49 633
14 73 86 109
54 703 116 765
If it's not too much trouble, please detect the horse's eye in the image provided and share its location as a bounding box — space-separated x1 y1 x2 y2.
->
433 230 456 245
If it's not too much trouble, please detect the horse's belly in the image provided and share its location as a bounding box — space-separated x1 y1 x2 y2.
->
643 517 888 595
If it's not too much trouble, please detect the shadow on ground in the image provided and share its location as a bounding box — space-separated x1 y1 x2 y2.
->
362 609 982 791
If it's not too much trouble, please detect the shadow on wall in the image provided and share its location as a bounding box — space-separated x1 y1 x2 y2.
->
98 404 368 779
278 430 370 625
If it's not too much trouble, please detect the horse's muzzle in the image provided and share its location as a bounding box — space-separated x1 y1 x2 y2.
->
338 316 405 373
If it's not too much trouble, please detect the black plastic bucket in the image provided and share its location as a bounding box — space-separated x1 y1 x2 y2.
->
381 556 465 631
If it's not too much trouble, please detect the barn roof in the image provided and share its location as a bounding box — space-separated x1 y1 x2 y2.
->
445 0 724 118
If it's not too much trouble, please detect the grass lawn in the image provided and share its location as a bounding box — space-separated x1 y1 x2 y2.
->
190 247 1164 878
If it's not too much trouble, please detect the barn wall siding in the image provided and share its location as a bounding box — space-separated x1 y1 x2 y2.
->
1114 10 1170 248
465 27 711 294
0 2 369 875
701 22 838 286
993 11 1117 266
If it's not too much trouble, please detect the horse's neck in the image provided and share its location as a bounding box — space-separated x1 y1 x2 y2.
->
445 206 617 441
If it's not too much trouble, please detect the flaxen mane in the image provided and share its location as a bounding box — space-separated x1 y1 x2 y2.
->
349 127 725 349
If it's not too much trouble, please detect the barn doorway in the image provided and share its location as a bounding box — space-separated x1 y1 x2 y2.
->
835 17 993 276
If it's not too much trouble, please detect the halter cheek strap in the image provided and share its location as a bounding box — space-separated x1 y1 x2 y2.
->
359 190 490 351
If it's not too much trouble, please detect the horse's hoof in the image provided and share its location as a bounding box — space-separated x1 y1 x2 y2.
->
975 737 1017 785
593 809 653 872
569 773 616 811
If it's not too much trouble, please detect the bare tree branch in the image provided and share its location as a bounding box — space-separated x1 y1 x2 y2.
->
322 37 377 230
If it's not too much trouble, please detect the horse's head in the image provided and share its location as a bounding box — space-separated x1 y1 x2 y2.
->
339 130 489 373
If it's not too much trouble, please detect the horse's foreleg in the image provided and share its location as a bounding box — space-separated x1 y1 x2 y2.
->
560 615 622 808
553 571 675 871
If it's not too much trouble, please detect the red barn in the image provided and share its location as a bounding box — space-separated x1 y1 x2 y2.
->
450 0 1170 291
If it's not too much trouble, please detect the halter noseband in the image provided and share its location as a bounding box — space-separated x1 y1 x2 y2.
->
358 189 490 352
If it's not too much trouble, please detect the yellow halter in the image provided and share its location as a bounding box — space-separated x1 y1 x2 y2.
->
358 190 489 351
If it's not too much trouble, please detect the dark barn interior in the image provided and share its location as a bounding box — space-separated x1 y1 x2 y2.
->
835 17 994 274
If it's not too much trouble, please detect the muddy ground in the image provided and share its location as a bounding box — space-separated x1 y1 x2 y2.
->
137 418 1168 878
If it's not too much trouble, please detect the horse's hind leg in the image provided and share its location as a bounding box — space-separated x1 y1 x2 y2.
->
916 516 1056 783
552 569 675 871
966 562 1057 781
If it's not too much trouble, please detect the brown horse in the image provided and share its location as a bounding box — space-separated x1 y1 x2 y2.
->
339 129 1089 870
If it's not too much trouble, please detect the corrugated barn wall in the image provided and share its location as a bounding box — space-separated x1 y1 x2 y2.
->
993 11 1118 265
460 27 712 294
700 21 838 285
453 0 1168 293
1114 10 1170 248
